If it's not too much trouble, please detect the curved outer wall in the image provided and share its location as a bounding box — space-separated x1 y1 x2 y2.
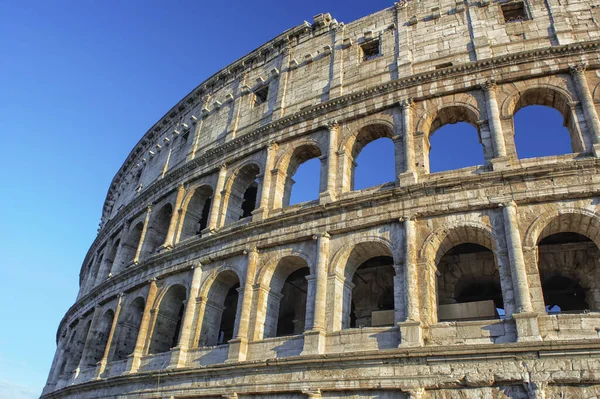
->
44 1 600 398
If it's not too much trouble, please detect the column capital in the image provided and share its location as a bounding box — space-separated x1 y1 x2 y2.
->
190 262 202 270
219 163 227 171
479 79 497 91
569 63 587 76
399 98 414 109
117 292 125 298
399 214 417 222
498 200 517 208
145 204 153 212
312 232 331 240
148 277 157 283
266 140 278 150
302 388 322 398
327 120 339 131
243 247 259 255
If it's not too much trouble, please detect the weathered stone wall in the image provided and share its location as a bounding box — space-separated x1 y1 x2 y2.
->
44 1 600 398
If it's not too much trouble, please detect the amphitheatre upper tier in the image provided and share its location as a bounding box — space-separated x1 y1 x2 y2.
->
44 1 600 398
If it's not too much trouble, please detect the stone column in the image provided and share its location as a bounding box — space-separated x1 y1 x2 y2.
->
570 64 600 156
168 264 203 368
132 205 152 264
204 164 227 234
398 216 423 347
253 143 278 221
228 248 259 362
303 233 329 355
500 201 541 341
124 278 158 374
161 184 186 249
320 122 339 203
75 306 103 376
398 99 418 185
94 293 124 379
481 81 510 169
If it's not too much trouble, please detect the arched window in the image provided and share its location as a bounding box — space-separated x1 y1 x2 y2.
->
263 256 310 338
349 256 395 328
111 297 145 361
115 222 144 270
105 238 120 277
340 242 394 329
436 242 505 321
148 284 186 354
63 319 92 374
428 107 485 173
510 87 583 158
282 145 322 207
141 203 173 258
345 123 395 192
537 230 599 314
81 309 114 368
225 164 260 224
354 138 395 190
514 105 574 159
180 185 213 240
199 270 240 347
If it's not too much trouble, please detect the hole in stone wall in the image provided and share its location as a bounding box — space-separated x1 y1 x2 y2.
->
111 297 145 361
197 197 211 235
276 267 310 337
217 283 240 344
501 1 528 23
353 138 395 190
240 181 258 219
254 86 269 107
288 158 320 205
225 164 260 224
361 39 381 61
148 284 187 354
429 122 483 173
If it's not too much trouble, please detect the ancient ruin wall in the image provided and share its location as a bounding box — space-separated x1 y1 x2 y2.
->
43 1 600 398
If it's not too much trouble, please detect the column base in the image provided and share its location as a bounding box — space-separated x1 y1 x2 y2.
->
92 359 108 380
200 227 216 237
122 352 142 375
398 320 424 347
166 346 186 369
226 338 248 363
301 329 326 355
513 312 542 342
251 207 268 222
319 191 336 205
592 143 600 158
157 244 173 253
491 156 511 171
398 171 418 187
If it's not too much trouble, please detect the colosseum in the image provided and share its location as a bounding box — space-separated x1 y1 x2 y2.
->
42 1 600 398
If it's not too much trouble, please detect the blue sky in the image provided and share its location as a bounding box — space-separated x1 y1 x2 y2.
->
0 1 571 397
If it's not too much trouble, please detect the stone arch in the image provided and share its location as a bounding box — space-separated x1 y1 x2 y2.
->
198 266 243 347
254 252 313 339
500 83 585 154
593 81 600 104
272 141 324 208
523 208 600 313
223 162 261 225
179 184 214 241
339 120 396 192
419 220 511 323
328 237 396 330
148 283 187 354
141 202 173 258
81 308 115 368
113 220 144 271
110 295 146 361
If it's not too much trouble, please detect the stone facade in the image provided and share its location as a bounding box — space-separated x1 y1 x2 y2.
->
42 1 600 398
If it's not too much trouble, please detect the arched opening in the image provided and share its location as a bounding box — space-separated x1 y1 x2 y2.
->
354 138 395 190
284 145 322 206
63 319 92 374
428 107 484 173
115 222 144 270
347 124 395 192
263 256 310 338
58 328 80 376
148 284 186 354
180 185 213 240
87 253 103 290
141 203 173 258
341 241 394 329
436 242 504 321
82 309 114 368
537 230 599 314
199 270 240 347
349 256 395 328
104 239 120 278
225 164 260 224
111 297 145 361
514 105 574 159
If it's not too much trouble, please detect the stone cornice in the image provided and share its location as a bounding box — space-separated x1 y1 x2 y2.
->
58 156 600 341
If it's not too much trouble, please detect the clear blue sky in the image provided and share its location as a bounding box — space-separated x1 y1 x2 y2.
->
0 1 570 398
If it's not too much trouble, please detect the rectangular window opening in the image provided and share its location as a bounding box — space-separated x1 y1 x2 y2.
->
253 86 269 107
361 39 381 62
501 2 528 23
435 62 453 70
